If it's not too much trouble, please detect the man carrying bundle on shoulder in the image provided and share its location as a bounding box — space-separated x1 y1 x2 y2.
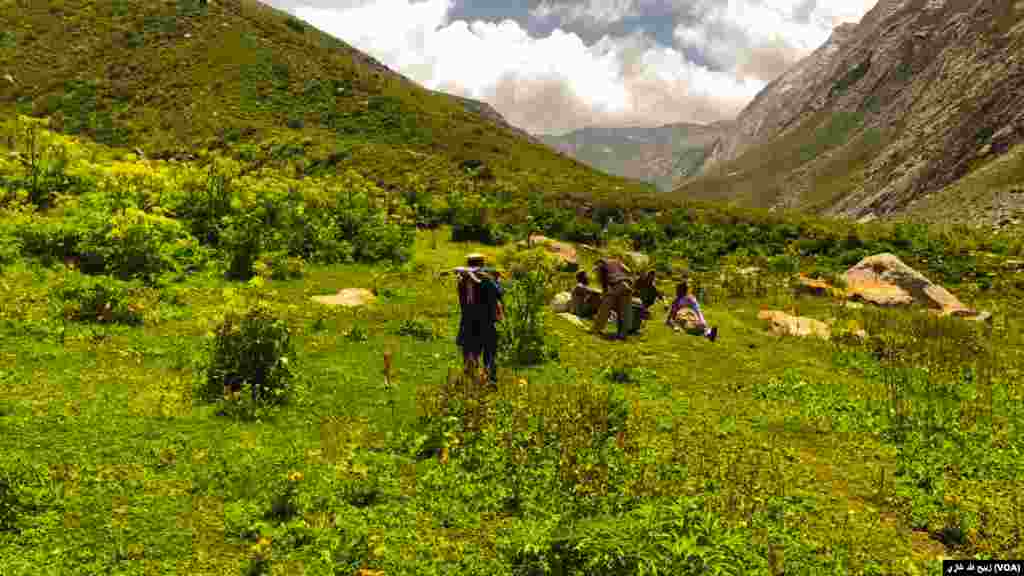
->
450 253 504 382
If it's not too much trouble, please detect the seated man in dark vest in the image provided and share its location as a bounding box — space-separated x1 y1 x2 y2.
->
571 270 602 318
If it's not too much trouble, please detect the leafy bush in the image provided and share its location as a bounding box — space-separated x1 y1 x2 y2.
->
627 217 667 253
0 210 79 265
511 497 763 575
0 464 54 536
498 246 560 365
395 318 438 341
0 117 82 208
169 161 235 246
767 253 800 276
203 301 296 407
52 273 144 325
450 193 509 245
254 250 305 281
343 324 369 342
600 361 654 386
417 370 631 506
72 205 199 282
0 231 22 270
220 209 271 281
304 172 416 264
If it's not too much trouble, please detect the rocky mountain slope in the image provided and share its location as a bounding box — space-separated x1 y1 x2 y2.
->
539 123 728 191
0 0 654 202
676 0 1024 227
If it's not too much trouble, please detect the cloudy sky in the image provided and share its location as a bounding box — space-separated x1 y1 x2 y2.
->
263 0 878 135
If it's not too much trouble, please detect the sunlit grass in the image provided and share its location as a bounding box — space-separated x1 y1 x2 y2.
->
3 228 1021 573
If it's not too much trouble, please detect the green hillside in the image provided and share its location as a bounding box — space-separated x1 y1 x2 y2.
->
0 0 656 203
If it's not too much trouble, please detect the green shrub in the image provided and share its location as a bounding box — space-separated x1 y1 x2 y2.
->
498 246 559 365
0 464 52 535
219 209 266 281
395 318 438 341
450 193 509 245
1 117 82 208
767 253 800 276
169 166 415 278
0 210 78 266
203 301 296 407
600 361 653 386
510 496 763 574
0 231 21 270
343 324 369 342
417 369 631 505
169 161 235 246
254 250 304 281
349 212 416 262
308 225 355 264
305 171 416 264
72 206 198 282
52 273 144 325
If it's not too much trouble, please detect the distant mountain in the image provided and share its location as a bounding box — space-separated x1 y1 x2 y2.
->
538 123 729 191
0 0 654 202
674 0 1024 227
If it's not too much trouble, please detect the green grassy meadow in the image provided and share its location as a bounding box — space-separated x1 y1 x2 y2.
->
3 226 1023 575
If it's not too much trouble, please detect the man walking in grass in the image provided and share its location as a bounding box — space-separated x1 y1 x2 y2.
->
592 257 634 340
454 253 504 382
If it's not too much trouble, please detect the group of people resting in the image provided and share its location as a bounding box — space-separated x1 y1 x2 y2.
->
451 253 718 384
572 258 718 342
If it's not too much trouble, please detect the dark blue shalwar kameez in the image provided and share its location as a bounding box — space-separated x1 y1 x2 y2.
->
456 274 503 382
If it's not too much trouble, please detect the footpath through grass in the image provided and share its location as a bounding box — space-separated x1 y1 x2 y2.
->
2 228 1021 575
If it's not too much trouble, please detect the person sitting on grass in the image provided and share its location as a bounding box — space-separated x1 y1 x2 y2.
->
666 281 718 342
571 270 602 319
634 269 664 309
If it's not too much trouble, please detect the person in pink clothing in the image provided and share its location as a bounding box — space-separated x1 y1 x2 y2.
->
666 281 718 342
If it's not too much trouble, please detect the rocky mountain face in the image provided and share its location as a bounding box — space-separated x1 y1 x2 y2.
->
681 0 1024 226
539 123 729 191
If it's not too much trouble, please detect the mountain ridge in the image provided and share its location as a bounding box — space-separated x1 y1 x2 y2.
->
675 0 1024 226
538 121 729 191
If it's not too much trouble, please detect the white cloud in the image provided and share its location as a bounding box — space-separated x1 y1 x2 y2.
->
294 0 769 134
674 0 878 76
531 0 641 26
